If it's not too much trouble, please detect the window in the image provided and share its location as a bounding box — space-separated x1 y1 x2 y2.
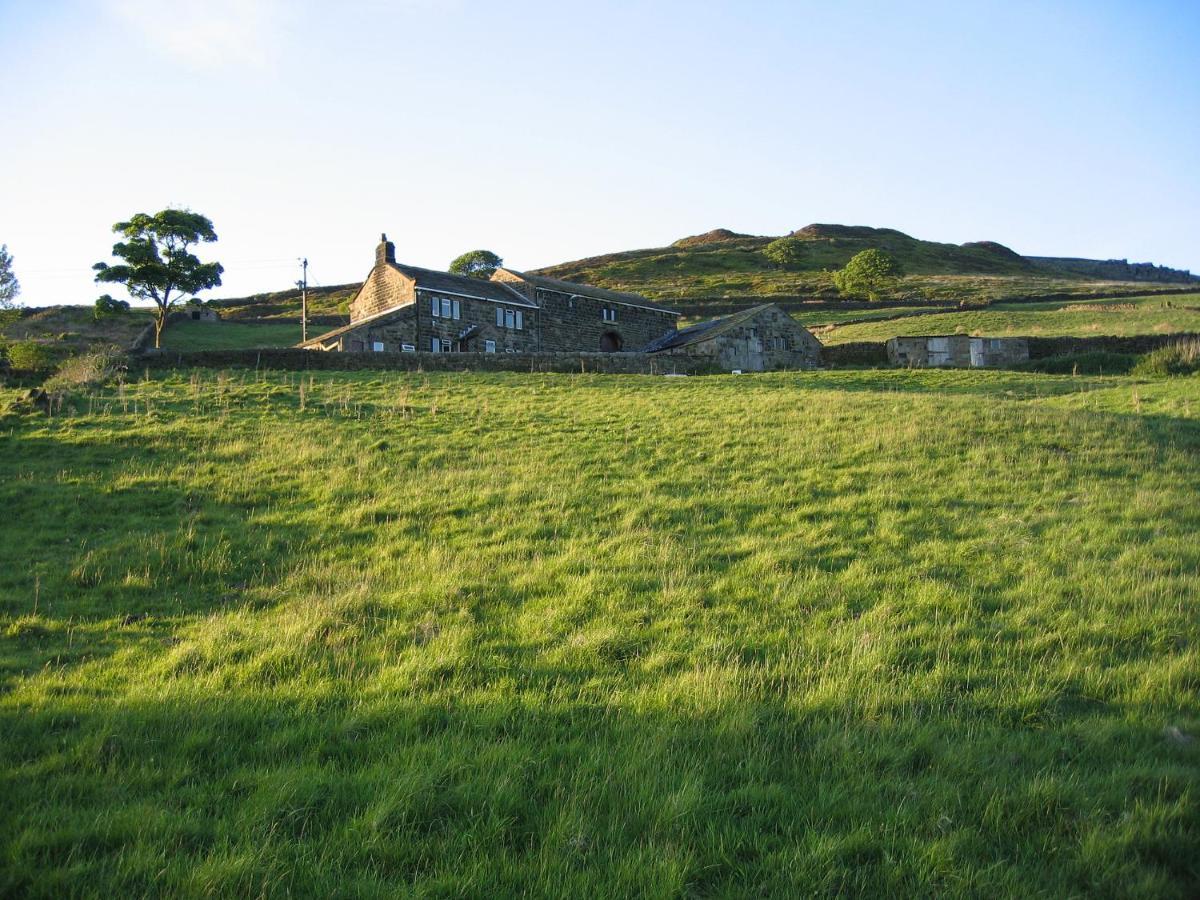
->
496 306 524 329
505 309 515 329
452 299 461 320
496 307 505 327
401 343 416 352
431 296 440 317
441 339 453 353
440 297 452 319
485 340 496 353
505 348 516 353
515 310 523 330
602 307 617 322
430 337 440 352
372 341 385 352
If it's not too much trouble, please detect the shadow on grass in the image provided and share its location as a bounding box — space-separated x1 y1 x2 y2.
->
1 689 1196 898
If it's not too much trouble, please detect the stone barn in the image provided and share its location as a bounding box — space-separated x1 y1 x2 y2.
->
184 304 220 323
643 304 822 371
886 335 1029 368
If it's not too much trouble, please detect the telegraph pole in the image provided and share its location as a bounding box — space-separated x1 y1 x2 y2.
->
297 258 309 343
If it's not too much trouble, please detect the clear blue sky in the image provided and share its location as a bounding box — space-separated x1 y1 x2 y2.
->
2 0 1197 305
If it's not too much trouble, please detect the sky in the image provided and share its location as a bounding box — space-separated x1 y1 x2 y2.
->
1 0 1197 306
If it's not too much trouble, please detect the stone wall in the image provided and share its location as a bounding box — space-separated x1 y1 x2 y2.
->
134 348 722 375
1026 333 1200 359
820 342 889 367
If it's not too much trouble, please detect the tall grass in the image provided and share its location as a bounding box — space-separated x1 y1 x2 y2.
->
1 369 1198 897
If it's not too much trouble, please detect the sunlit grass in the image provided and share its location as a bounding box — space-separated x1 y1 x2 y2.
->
2 369 1198 897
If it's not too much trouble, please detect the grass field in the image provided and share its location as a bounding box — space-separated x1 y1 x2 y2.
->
160 320 305 351
2 369 1199 897
819 294 1200 344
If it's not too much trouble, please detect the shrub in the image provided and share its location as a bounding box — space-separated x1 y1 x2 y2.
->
1130 338 1200 377
832 249 902 301
5 340 57 372
43 349 126 393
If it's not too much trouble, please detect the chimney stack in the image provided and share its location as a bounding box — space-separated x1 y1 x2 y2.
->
376 233 396 266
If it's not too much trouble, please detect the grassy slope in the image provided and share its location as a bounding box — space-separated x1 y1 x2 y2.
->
819 294 1200 344
2 370 1198 897
1 306 152 353
160 320 305 351
533 227 1195 303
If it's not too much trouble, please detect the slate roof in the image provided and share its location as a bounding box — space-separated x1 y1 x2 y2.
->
393 264 536 307
297 303 413 348
496 269 680 315
642 304 778 352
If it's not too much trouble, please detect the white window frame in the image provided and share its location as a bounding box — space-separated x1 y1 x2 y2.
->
602 307 617 322
505 309 515 329
440 297 452 319
484 340 496 353
372 341 385 352
440 338 453 353
401 343 415 352
496 307 504 327
431 296 440 317
430 337 440 352
515 310 523 330
452 299 461 320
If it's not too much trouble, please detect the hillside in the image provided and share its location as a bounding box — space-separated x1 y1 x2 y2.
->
531 224 1197 304
3 369 1198 896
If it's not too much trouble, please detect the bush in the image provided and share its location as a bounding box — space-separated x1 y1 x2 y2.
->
43 349 126 392
762 238 806 269
5 340 57 373
1130 338 1200 377
95 294 131 319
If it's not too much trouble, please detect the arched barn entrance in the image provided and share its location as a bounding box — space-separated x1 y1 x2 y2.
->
600 331 623 352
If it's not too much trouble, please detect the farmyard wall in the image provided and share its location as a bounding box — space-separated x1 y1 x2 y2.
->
134 348 723 375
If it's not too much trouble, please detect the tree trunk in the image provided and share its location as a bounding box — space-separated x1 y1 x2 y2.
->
154 311 165 349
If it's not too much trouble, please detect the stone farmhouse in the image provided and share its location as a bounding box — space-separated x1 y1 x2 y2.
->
299 235 825 371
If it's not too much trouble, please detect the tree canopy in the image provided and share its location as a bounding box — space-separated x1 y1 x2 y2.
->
831 249 902 301
762 237 806 269
0 244 20 309
449 249 503 280
93 210 224 348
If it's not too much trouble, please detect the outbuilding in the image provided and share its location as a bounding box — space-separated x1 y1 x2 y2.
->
643 303 822 371
886 335 1029 368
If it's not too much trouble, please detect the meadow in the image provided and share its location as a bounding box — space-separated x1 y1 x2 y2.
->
2 368 1198 897
159 320 306 351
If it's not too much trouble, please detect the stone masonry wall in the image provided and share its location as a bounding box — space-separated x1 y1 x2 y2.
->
533 288 678 352
135 348 722 375
349 265 416 321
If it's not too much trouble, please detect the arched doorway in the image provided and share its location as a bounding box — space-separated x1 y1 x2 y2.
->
600 331 623 352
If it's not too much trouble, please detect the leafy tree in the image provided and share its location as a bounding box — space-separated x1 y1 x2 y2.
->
93 210 224 348
94 294 131 319
0 244 20 309
449 249 502 279
762 237 806 269
832 249 902 301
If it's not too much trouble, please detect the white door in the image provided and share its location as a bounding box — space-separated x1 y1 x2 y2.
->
927 337 950 366
969 338 985 367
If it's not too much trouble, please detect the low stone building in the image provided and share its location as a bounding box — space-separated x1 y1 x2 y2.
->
301 235 680 355
643 304 822 371
184 303 220 323
886 335 1029 368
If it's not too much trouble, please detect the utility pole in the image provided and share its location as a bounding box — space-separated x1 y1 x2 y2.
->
297 257 309 343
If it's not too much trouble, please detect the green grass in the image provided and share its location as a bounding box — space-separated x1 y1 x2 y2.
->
160 320 305 351
820 294 1200 344
2 369 1199 897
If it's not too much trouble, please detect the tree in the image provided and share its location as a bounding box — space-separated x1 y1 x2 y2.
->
832 249 901 301
762 237 806 269
93 210 224 348
94 294 131 319
0 244 20 309
449 249 502 279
